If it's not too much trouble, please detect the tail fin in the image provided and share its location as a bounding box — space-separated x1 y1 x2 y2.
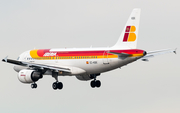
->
112 8 141 49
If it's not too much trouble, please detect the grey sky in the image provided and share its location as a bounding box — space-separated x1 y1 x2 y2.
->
0 0 179 113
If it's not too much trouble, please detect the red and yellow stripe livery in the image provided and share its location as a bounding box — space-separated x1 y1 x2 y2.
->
30 49 145 60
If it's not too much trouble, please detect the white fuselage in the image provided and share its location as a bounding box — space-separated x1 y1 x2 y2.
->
14 47 144 77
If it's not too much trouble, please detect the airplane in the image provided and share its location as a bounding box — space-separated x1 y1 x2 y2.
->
2 8 176 90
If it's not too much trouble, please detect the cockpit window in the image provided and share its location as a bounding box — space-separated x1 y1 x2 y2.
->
17 57 20 60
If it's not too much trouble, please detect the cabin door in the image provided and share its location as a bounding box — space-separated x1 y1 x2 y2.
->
103 50 109 64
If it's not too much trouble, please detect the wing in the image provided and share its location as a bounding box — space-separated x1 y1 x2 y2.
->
2 57 71 73
140 48 177 61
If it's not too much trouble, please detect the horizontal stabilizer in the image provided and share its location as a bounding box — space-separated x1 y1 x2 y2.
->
141 48 177 61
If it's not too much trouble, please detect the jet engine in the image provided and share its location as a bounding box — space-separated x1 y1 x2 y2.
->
18 69 41 83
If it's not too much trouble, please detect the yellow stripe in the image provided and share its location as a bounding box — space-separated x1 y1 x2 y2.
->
30 50 39 58
28 54 143 60
131 53 144 57
130 26 136 32
128 33 136 42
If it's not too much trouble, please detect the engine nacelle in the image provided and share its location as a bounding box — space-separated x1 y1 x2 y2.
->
18 69 41 83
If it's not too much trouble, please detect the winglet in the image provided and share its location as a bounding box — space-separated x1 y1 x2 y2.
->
2 56 8 62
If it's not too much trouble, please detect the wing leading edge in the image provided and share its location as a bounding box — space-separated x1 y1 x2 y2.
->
2 58 71 73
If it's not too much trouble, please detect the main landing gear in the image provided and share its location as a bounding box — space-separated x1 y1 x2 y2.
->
90 74 101 88
52 72 63 90
52 82 63 90
30 72 63 90
90 80 101 88
31 83 37 89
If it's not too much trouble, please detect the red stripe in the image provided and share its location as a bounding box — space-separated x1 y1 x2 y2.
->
125 26 131 32
56 51 104 56
37 49 50 57
123 33 129 42
36 49 144 57
109 49 144 54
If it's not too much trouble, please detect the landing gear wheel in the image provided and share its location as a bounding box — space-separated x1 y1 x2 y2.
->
31 84 34 89
52 72 63 90
95 80 101 88
34 84 37 88
52 82 58 90
90 80 96 88
31 83 37 89
90 80 101 88
57 82 63 89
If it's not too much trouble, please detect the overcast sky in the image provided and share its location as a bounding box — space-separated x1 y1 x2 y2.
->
0 0 179 113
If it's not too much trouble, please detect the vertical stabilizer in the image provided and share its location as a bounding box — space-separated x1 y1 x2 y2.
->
112 8 141 49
